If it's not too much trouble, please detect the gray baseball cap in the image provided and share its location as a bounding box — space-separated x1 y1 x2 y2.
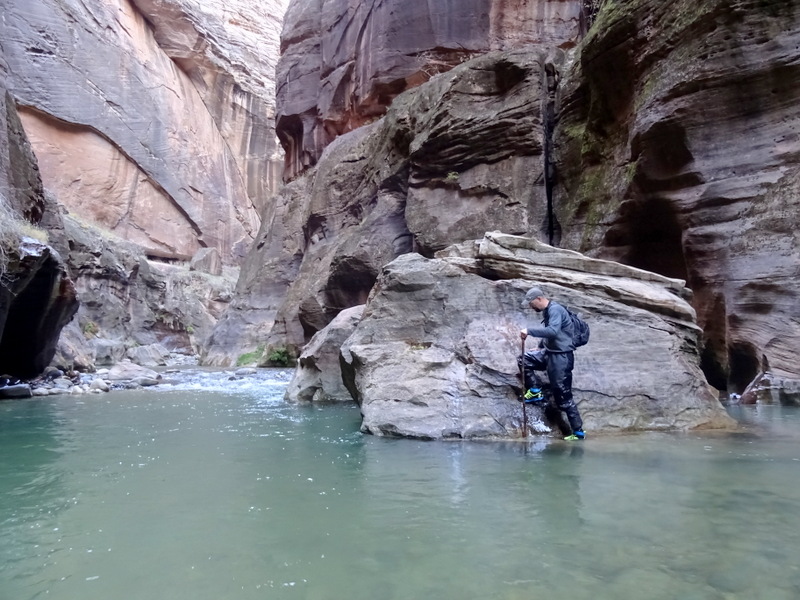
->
522 287 545 307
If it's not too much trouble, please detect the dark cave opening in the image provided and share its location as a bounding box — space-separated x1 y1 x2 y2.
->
298 256 379 343
608 197 689 282
325 256 377 314
700 346 728 391
0 265 58 379
728 341 761 395
697 292 730 392
276 113 310 180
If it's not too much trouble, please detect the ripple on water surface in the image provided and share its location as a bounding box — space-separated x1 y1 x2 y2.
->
1 372 800 600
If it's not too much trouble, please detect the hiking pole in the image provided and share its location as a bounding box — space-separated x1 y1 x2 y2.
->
519 337 528 438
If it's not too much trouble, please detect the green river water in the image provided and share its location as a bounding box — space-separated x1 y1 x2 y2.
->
1 369 799 600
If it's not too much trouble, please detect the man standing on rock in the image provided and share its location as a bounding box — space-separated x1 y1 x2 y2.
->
520 287 586 441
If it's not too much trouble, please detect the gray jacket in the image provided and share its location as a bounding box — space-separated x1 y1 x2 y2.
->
526 301 575 353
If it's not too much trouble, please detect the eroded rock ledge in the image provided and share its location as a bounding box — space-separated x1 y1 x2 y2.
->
289 233 733 440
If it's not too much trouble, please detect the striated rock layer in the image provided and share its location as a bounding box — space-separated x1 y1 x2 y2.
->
338 233 732 439
1 0 288 263
130 0 288 213
554 0 800 399
276 0 585 178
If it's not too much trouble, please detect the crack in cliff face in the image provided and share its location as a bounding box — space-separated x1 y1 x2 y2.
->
543 60 561 246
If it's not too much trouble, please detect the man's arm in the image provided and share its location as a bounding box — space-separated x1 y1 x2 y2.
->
527 308 565 340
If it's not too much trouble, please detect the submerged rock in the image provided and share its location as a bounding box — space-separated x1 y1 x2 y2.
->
106 361 161 383
338 233 733 439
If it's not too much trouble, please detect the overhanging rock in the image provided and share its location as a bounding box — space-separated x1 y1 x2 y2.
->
340 233 734 439
0 238 78 379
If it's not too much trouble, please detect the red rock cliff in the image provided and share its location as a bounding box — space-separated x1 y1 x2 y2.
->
276 0 585 179
1 0 288 264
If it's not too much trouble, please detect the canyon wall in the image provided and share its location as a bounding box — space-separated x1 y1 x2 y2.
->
52 215 237 372
207 0 589 365
276 0 585 178
1 0 288 263
204 48 558 365
554 0 800 398
223 0 798 404
1 0 289 375
1 61 78 379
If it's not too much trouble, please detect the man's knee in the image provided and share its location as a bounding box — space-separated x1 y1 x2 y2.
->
556 396 576 411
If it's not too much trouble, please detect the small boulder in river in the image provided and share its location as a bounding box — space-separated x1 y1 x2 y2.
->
126 343 170 367
105 361 161 383
0 384 33 399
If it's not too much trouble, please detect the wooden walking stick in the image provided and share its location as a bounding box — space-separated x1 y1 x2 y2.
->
519 337 528 438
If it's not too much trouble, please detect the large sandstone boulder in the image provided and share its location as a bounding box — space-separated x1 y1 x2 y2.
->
1 0 287 263
276 0 586 177
339 233 733 439
207 49 557 365
553 0 800 400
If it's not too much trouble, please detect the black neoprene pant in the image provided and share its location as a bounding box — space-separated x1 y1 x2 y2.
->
523 350 583 434
546 351 583 433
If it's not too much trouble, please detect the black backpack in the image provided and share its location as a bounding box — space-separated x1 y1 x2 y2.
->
566 308 590 348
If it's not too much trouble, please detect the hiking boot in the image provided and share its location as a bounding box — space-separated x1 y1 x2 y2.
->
563 430 586 441
523 387 545 403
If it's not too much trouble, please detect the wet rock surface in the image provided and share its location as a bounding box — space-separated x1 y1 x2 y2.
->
1 362 292 400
